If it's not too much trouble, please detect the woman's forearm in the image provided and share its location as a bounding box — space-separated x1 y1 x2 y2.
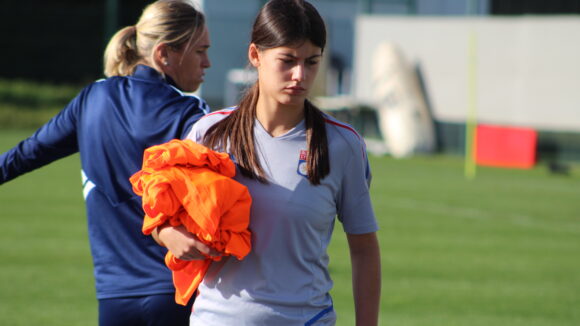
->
347 232 382 326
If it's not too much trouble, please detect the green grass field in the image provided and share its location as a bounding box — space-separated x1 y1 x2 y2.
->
1 129 579 326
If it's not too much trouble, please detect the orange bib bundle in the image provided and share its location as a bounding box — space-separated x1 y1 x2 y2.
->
130 139 252 305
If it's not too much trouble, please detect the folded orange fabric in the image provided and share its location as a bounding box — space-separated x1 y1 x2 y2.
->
130 139 252 305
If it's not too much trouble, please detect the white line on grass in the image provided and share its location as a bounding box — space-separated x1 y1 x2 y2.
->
386 196 580 235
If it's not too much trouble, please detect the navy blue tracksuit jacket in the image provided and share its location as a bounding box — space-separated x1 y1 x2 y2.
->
0 65 208 299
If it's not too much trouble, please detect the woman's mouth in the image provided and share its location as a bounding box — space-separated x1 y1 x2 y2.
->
285 86 306 94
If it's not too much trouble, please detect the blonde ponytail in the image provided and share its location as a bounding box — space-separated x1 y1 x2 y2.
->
104 26 140 77
102 0 205 78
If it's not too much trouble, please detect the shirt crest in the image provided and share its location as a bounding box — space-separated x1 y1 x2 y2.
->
297 150 308 177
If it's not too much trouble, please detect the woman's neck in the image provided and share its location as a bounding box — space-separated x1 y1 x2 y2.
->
256 96 305 137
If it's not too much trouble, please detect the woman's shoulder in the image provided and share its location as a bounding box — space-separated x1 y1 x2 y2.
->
202 107 237 119
198 107 236 125
323 113 366 155
187 107 237 141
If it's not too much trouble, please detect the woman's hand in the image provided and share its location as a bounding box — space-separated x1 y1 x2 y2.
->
155 223 219 260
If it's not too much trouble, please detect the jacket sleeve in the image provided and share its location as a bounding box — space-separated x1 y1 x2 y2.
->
0 89 84 185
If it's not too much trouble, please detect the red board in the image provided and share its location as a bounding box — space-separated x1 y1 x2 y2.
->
475 124 538 169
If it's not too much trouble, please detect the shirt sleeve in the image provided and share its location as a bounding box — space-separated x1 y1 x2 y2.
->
184 113 216 143
0 89 83 184
179 96 210 140
336 140 378 235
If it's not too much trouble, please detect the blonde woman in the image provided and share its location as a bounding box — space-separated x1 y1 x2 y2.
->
0 1 210 324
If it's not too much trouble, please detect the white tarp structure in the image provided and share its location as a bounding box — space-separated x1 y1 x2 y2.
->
371 42 436 158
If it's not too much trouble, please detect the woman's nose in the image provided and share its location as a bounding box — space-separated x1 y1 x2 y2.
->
291 64 305 81
202 54 211 68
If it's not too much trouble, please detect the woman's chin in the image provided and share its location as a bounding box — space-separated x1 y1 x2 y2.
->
278 94 307 106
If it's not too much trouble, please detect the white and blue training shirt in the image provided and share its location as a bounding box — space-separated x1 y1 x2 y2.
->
186 107 378 325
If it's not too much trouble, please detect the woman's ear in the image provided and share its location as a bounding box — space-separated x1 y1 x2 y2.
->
248 43 260 68
153 43 170 72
